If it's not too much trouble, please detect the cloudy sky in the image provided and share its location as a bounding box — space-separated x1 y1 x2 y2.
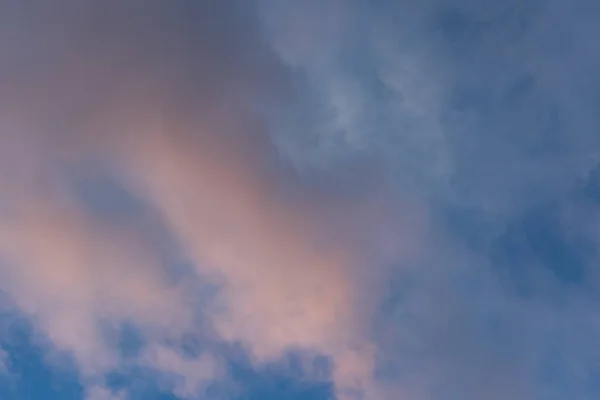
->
0 1 599 399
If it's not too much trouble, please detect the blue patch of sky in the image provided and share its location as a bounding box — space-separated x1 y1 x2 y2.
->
0 316 335 400
0 312 83 400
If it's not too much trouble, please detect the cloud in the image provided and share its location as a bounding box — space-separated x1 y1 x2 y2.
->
0 1 419 400
258 0 600 399
0 191 192 369
0 0 275 398
85 386 126 400
140 343 217 399
0 346 7 374
99 63 421 399
2 1 599 400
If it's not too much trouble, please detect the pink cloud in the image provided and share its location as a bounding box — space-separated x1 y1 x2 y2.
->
0 2 426 399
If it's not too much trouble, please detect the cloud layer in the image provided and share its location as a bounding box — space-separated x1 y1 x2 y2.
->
1 1 600 400
0 1 415 399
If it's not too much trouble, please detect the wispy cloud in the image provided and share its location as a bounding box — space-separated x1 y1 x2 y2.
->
259 0 600 399
0 2 419 400
1 1 600 400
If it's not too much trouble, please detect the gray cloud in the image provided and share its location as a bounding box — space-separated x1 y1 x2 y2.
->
259 0 600 399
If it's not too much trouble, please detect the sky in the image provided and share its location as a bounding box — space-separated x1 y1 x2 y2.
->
0 0 599 399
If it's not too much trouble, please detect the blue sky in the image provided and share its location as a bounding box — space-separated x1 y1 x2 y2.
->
0 1 599 399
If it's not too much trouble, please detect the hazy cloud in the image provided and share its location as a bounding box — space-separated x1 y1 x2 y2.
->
0 346 7 374
0 1 417 400
1 1 600 400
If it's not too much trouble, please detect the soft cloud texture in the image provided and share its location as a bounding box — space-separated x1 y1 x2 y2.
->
259 0 600 399
0 1 414 400
0 346 7 374
1 1 600 400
